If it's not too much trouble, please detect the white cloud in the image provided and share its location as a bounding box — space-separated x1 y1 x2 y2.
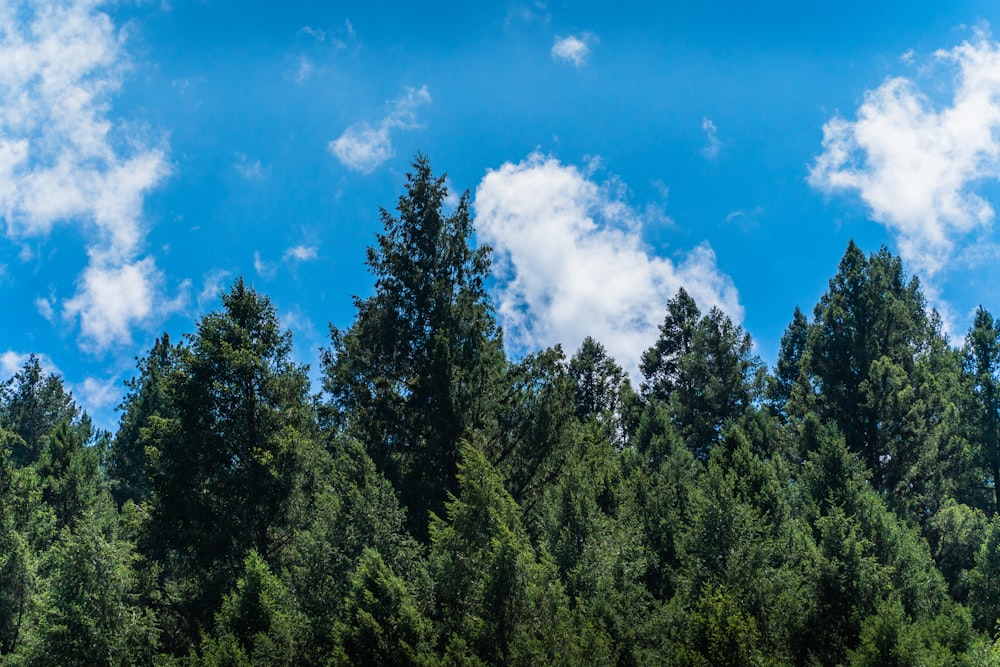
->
701 117 720 159
283 245 317 262
198 268 231 309
329 86 431 174
253 251 276 278
0 350 59 380
74 374 119 413
552 33 595 67
474 152 742 379
809 35 1000 277
35 296 55 322
63 256 184 352
0 1 175 351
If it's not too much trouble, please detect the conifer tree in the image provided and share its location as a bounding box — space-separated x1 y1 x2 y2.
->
322 155 504 538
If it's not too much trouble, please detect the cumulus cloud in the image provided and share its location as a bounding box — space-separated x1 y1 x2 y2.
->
809 35 1000 277
474 153 742 378
551 33 595 67
329 86 431 174
701 117 720 159
0 0 175 351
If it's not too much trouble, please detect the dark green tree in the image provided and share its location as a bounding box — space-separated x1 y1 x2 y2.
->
110 334 180 508
143 278 316 649
568 337 631 448
964 307 1000 513
0 355 85 467
430 442 594 665
769 306 809 419
323 155 504 539
640 287 700 403
36 421 107 530
200 550 308 666
806 242 932 492
330 548 436 667
671 307 763 457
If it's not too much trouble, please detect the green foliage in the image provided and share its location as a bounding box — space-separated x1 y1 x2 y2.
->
13 517 158 667
142 278 317 651
323 155 505 540
0 354 87 467
2 165 998 665
330 548 435 666
111 334 180 507
430 441 600 665
201 551 306 666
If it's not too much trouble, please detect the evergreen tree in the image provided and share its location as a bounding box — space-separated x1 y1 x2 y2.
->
806 242 933 493
323 155 504 539
769 306 809 419
964 307 1000 513
110 334 180 508
142 278 316 650
640 287 700 403
0 355 85 467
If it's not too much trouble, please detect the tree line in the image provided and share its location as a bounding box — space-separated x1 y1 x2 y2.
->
3 155 1000 664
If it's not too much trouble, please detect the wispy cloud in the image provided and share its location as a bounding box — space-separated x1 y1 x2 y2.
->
701 117 721 159
329 86 431 174
74 374 119 413
234 153 265 179
253 251 276 278
809 33 1000 278
254 244 319 278
197 268 231 309
474 152 742 379
283 245 318 262
552 33 596 67
0 0 177 351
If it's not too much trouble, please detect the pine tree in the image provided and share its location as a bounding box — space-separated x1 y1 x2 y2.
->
322 155 504 539
143 278 316 649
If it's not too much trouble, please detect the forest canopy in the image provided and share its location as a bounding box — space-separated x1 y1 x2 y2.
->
3 156 1000 665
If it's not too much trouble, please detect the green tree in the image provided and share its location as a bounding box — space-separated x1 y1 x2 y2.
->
672 307 763 457
964 307 1000 513
769 306 809 419
430 442 594 665
0 355 85 467
36 421 107 530
485 347 577 524
330 548 436 667
14 516 158 667
323 155 504 539
640 287 700 404
110 334 180 508
143 278 316 650
806 242 932 492
201 550 307 667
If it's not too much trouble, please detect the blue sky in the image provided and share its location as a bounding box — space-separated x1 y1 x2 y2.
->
4 0 1000 429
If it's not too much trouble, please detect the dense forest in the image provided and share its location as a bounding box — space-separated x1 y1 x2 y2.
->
4 155 1000 665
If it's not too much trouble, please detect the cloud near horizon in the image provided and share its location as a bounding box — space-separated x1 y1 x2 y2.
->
0 0 176 352
809 35 1000 278
329 86 431 174
474 152 742 379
